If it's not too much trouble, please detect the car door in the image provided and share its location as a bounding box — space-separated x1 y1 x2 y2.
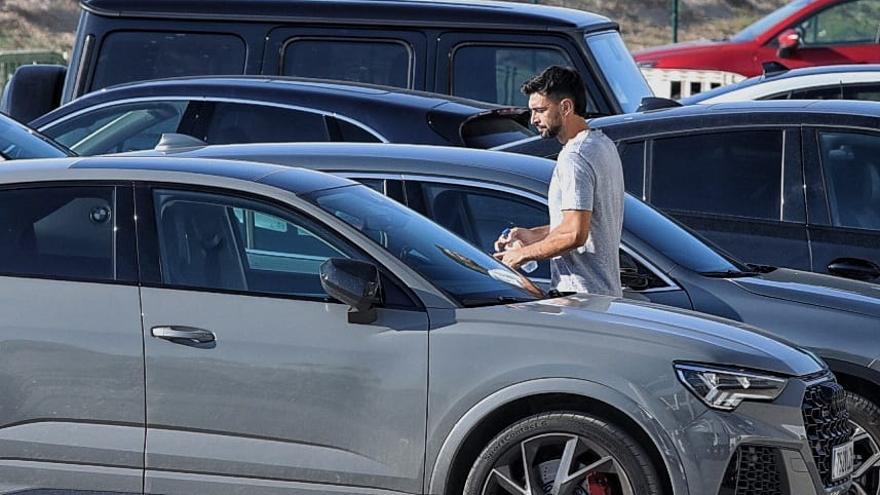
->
803 127 880 282
0 183 143 492
758 0 880 68
642 127 812 271
135 185 429 495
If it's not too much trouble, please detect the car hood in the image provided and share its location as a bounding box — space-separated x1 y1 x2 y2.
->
480 294 823 377
634 39 734 61
731 268 880 319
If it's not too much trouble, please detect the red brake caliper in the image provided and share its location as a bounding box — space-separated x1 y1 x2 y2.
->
585 473 612 495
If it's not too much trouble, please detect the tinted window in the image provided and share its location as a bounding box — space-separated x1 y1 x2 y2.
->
154 190 357 298
92 32 246 90
283 39 411 88
623 196 748 274
585 32 653 113
335 119 381 143
419 183 551 280
42 101 188 155
198 102 329 144
798 0 880 45
309 185 542 305
452 45 572 107
650 130 783 220
818 131 880 230
789 86 844 99
619 141 645 198
845 83 880 101
0 186 118 281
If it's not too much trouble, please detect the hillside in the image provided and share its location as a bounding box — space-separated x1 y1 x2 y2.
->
0 0 789 56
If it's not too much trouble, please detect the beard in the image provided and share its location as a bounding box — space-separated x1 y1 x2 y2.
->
539 123 560 139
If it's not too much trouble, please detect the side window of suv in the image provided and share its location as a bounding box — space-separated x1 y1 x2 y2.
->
451 45 573 106
282 38 412 88
41 101 189 155
0 186 122 282
650 130 784 220
817 131 880 230
796 0 880 45
153 190 355 298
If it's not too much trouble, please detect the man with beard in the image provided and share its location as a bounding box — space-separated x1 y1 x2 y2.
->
494 66 624 297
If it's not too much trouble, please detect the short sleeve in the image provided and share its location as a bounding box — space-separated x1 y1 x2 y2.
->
557 150 596 211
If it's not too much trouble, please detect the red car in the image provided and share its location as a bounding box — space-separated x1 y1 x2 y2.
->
634 0 880 77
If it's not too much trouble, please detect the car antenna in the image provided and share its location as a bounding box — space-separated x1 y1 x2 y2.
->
155 133 208 152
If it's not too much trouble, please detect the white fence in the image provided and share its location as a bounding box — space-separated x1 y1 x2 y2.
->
641 68 746 99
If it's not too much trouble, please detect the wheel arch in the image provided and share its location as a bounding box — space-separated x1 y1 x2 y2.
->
426 378 686 495
826 358 880 404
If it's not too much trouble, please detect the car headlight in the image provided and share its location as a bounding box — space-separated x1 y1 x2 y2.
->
675 363 788 411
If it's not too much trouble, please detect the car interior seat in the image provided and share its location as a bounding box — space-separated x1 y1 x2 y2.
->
159 201 248 290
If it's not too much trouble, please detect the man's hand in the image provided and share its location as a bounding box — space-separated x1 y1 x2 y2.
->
493 247 527 269
494 227 543 252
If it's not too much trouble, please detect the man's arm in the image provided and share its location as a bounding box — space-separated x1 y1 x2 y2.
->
494 210 590 269
494 225 550 252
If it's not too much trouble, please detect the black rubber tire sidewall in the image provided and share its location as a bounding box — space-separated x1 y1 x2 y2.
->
846 391 880 491
462 412 663 495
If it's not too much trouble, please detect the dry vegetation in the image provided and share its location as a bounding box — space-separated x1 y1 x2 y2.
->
0 0 789 57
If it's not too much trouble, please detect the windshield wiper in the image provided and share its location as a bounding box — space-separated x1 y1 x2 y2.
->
700 269 759 278
460 296 536 308
746 263 778 274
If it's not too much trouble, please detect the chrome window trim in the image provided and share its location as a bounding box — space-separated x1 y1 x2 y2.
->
39 96 389 144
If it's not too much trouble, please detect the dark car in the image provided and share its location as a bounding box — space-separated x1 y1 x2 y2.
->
28 76 535 156
634 0 880 78
2 0 652 123
502 100 880 284
131 141 880 493
0 112 71 160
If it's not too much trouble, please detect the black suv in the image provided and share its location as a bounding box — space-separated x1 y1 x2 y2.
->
501 100 880 283
3 0 652 123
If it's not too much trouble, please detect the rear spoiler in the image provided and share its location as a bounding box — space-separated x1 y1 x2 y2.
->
428 105 530 145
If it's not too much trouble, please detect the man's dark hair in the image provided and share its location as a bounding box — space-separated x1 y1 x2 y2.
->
521 66 587 117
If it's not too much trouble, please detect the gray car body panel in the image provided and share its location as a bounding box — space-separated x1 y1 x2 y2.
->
0 156 836 494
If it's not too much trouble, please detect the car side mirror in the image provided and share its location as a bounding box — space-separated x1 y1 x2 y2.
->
320 258 382 324
0 64 66 123
620 267 650 291
776 28 800 58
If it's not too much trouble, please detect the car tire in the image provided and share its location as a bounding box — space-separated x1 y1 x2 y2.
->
846 391 880 495
463 412 663 495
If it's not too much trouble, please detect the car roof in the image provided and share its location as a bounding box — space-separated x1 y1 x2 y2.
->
130 142 557 193
31 76 518 134
590 99 880 138
81 0 616 31
682 64 880 104
4 156 352 195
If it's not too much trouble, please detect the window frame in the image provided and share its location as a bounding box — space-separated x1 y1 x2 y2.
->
0 181 137 285
134 182 423 309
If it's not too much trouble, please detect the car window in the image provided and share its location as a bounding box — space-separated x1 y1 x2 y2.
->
789 86 845 99
198 102 330 144
817 131 880 231
42 101 188 155
731 0 812 42
282 38 411 88
417 182 551 280
619 249 670 291
451 45 573 107
92 32 246 91
797 0 880 45
0 186 119 281
333 118 382 143
619 141 645 198
153 189 358 299
585 32 653 114
845 83 880 101
650 130 784 220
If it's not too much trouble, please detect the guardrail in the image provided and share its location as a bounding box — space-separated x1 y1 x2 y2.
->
0 50 67 87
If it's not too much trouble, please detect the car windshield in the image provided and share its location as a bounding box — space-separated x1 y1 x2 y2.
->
731 0 814 42
0 116 71 159
586 31 653 113
623 195 752 274
307 185 543 306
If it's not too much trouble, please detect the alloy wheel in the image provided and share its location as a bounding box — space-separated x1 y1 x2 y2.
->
850 419 880 495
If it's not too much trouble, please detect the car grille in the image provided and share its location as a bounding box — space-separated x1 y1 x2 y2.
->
719 445 785 495
802 379 854 487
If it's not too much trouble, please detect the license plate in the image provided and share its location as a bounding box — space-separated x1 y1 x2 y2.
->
832 441 855 481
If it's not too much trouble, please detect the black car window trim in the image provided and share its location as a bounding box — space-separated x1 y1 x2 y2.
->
134 182 424 311
39 96 388 145
0 180 138 286
398 173 680 293
281 36 414 88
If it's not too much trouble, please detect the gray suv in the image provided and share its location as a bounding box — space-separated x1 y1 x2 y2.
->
0 156 850 495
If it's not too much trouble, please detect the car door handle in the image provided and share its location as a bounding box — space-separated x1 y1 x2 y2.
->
827 258 880 282
151 326 216 347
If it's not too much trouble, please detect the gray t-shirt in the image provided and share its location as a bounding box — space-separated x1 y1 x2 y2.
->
548 128 624 297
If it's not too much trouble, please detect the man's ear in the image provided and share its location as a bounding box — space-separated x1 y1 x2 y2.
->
560 97 574 117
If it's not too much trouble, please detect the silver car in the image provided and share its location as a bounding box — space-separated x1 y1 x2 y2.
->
0 156 850 495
